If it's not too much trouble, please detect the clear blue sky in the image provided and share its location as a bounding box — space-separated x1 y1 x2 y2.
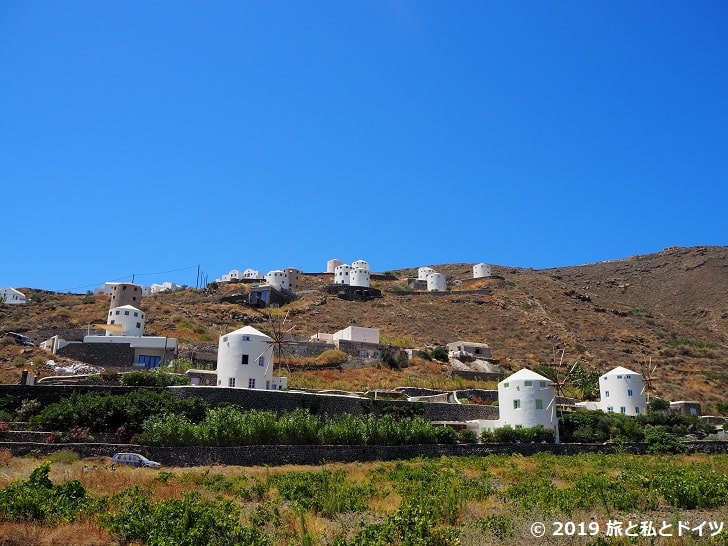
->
2 1 726 292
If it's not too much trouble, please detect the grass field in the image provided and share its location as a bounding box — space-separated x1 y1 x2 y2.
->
1 450 728 545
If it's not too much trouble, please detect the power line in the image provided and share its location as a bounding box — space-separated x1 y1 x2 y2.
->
59 265 200 293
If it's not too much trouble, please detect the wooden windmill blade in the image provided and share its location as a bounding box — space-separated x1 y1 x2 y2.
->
258 308 296 377
640 357 658 400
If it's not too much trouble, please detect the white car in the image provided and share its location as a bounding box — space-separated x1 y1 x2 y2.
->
111 452 161 469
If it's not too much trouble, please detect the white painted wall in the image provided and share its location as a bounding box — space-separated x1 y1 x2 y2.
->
598 366 647 416
243 269 264 280
0 287 26 304
334 264 351 285
427 273 447 292
216 325 278 390
418 267 436 281
106 305 145 336
350 268 370 287
333 326 379 344
473 263 491 278
265 270 289 290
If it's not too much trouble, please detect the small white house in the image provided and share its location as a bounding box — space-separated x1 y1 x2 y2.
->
351 259 370 272
243 269 264 280
467 368 559 443
473 263 492 278
333 326 380 344
216 325 286 390
0 287 27 305
220 270 243 282
150 282 178 294
598 366 647 416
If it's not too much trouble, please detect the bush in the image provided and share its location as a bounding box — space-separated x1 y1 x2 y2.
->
430 346 449 362
120 370 189 387
481 425 555 443
30 390 208 434
315 349 349 365
0 462 96 523
643 426 687 455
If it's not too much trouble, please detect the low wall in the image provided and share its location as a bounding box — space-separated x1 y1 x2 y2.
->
168 386 500 421
0 384 499 422
3 441 728 467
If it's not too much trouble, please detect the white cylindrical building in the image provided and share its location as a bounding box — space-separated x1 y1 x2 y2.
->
498 369 558 441
265 270 289 290
473 263 492 279
599 366 647 416
327 259 343 274
216 326 276 390
418 267 436 280
352 260 370 272
350 268 370 288
106 305 145 337
427 272 447 292
334 264 352 285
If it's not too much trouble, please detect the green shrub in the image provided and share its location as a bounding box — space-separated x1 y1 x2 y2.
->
0 462 96 523
102 487 270 546
481 425 555 443
643 426 687 454
268 469 372 517
430 346 449 362
120 369 189 387
30 390 207 434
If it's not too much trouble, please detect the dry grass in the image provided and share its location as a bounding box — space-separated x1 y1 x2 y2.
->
3 246 728 405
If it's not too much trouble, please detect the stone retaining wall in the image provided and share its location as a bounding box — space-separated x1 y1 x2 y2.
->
0 384 500 422
2 441 728 467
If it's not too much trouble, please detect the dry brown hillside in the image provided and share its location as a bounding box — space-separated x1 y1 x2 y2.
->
2 246 727 410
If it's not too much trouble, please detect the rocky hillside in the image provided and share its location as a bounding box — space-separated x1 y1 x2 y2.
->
2 246 727 410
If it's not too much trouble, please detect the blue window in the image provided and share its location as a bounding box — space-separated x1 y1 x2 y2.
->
628 389 633 397
138 355 161 368
258 356 265 367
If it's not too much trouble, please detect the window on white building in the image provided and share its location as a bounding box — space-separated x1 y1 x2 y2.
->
605 391 610 397
635 407 641 415
242 355 249 365
535 399 543 410
628 389 633 397
620 407 626 414
513 399 521 409
258 356 265 367
525 380 533 387
228 378 236 387
248 378 255 389
124 311 129 315
503 382 509 388
607 406 614 413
